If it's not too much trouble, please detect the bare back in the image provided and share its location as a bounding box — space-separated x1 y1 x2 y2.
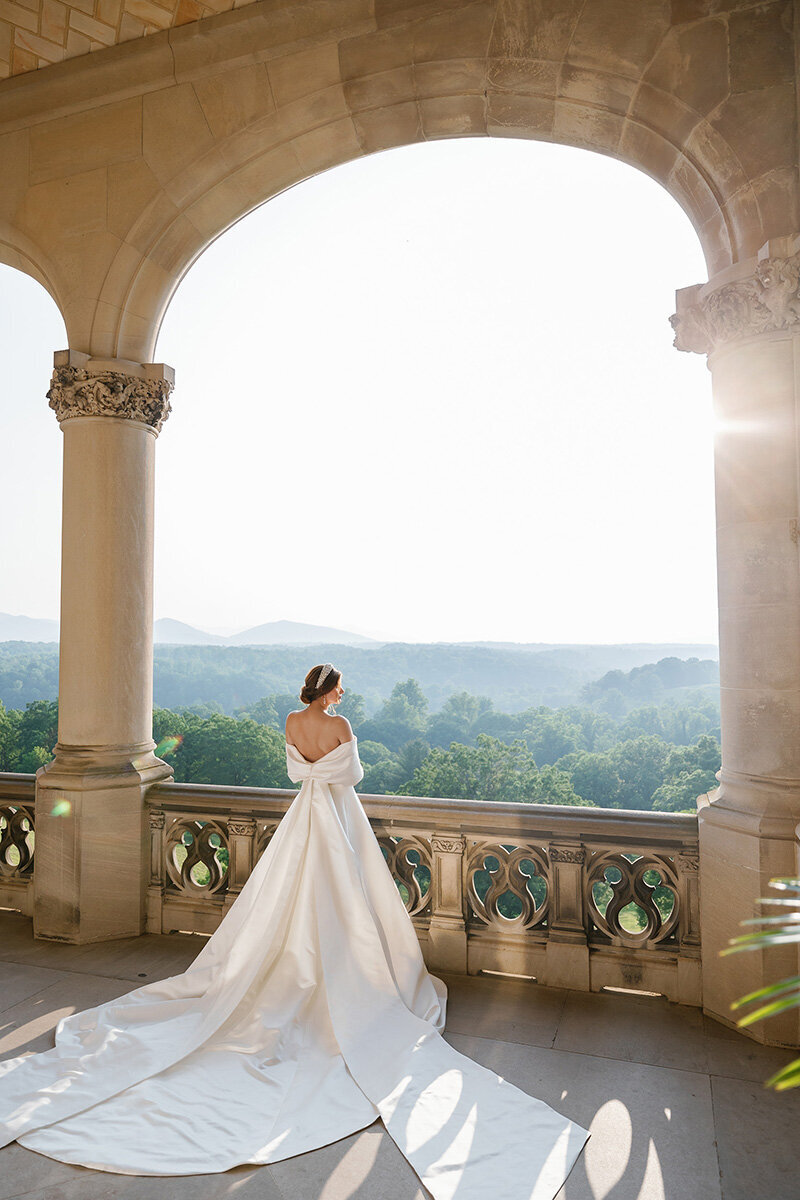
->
285 708 353 763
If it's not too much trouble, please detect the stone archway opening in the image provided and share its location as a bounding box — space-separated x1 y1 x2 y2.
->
151 135 715 652
0 263 66 635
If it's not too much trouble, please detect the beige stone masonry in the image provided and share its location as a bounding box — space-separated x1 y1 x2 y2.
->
0 0 793 365
0 0 245 80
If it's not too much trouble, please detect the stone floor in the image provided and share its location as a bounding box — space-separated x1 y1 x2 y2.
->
0 908 798 1200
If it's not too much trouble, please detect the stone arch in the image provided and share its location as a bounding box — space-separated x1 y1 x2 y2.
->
59 0 791 362
110 78 744 363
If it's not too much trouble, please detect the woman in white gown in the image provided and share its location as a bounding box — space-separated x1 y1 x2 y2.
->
0 663 589 1199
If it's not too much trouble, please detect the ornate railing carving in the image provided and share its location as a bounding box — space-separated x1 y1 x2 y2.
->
256 820 280 859
378 835 432 916
0 802 35 878
586 849 679 948
466 842 549 931
0 776 36 919
164 816 229 896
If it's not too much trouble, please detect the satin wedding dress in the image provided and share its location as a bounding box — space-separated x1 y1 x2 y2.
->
0 737 589 1198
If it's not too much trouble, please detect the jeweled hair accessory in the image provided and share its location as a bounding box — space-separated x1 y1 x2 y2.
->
316 663 334 692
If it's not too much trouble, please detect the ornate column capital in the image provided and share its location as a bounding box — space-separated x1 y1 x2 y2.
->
671 236 800 357
227 817 257 838
549 844 586 865
47 350 174 434
431 834 466 855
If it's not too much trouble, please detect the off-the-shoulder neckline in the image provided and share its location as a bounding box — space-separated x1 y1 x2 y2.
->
285 737 358 765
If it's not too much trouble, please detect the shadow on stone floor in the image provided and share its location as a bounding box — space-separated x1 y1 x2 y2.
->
2 911 800 1200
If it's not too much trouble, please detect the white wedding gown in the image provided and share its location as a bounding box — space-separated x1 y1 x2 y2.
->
0 738 588 1198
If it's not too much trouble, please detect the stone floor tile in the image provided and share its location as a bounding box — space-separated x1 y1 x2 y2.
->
48 935 202 983
702 1012 798 1083
446 1033 722 1200
3 1157 286 1200
0 966 70 1017
0 916 89 972
711 1074 800 1200
0 1144 83 1200
0 915 202 983
0 974 134 1061
553 988 709 1073
268 1122 429 1200
440 971 567 1049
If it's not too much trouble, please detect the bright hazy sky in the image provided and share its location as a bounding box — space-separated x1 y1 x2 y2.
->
1 138 716 644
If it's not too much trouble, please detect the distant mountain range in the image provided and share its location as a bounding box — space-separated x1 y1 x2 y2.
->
0 613 377 647
153 618 377 647
0 614 59 642
0 612 718 660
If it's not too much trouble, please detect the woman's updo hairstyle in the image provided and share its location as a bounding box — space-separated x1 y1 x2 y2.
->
300 663 342 706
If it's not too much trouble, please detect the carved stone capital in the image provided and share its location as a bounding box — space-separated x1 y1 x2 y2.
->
549 845 586 865
227 817 256 838
671 243 800 356
677 852 700 873
431 835 465 855
149 809 165 831
47 364 173 433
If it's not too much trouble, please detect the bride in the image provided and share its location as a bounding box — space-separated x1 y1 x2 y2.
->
0 663 589 1198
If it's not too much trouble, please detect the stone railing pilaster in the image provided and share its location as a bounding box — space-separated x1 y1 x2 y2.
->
146 808 166 934
671 236 800 1042
427 833 467 973
546 842 589 988
35 349 175 944
676 851 701 950
223 816 257 912
675 850 702 1005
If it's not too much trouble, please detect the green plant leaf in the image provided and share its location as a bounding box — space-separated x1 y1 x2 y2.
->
731 976 800 1010
736 995 800 1028
726 876 800 1092
740 915 800 926
766 1058 800 1092
722 931 800 955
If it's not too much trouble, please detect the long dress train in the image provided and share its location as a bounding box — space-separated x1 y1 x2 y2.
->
0 738 589 1198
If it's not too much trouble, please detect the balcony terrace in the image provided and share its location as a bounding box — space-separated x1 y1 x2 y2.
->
2 1 800 1193
2 774 799 1199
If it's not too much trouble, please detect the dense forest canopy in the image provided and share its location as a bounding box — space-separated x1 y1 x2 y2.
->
0 651 721 813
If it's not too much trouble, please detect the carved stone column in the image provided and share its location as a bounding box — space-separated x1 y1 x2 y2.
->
427 834 467 973
672 236 800 1043
545 843 589 990
34 350 174 943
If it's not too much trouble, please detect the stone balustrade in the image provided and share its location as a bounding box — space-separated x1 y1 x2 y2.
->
0 773 702 1004
145 781 702 1006
0 774 36 918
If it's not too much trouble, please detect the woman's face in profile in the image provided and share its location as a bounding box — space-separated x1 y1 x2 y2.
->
329 677 345 705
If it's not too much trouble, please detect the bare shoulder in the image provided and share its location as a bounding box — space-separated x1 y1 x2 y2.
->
284 710 301 737
332 714 354 744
